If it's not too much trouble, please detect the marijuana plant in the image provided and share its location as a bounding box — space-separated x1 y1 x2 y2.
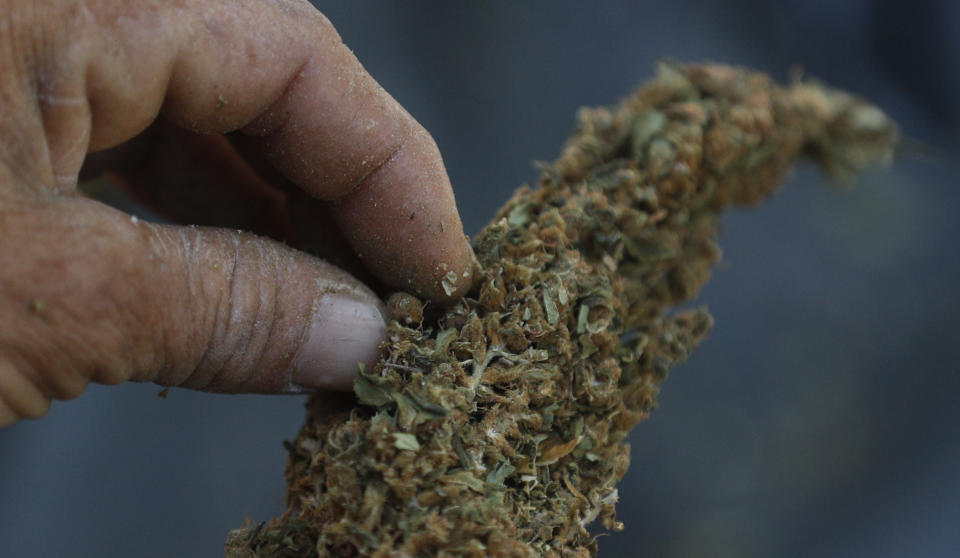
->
226 63 896 557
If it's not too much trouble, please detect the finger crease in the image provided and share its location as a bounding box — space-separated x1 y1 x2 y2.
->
183 232 222 387
198 238 244 391
247 252 282 388
343 136 405 200
242 58 310 139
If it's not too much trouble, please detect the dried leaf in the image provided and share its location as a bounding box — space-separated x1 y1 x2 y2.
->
538 435 583 466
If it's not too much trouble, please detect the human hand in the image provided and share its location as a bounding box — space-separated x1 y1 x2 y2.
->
0 0 475 427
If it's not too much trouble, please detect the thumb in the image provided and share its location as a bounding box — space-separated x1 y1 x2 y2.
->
0 196 385 426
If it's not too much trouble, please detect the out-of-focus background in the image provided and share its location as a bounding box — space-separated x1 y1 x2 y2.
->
2 1 958 556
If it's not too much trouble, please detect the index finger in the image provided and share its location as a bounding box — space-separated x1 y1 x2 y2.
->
18 0 474 300
231 8 476 301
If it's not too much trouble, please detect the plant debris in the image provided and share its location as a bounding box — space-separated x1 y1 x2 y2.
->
225 63 896 557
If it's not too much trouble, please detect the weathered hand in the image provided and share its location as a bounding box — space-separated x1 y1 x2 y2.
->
0 0 475 427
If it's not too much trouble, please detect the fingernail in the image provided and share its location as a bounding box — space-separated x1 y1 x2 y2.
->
291 294 385 391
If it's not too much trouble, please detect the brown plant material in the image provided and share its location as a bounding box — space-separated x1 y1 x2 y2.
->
225 63 897 557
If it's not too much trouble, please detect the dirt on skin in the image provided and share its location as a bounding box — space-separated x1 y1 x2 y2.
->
225 63 897 558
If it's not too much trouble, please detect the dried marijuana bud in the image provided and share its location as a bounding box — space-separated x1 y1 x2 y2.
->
225 64 896 557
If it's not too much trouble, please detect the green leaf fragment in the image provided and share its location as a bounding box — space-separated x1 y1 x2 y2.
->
354 375 392 407
507 203 531 227
445 470 485 493
543 290 560 325
631 108 667 157
577 304 590 334
392 433 421 451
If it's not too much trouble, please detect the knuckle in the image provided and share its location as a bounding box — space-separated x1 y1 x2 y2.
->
19 394 51 420
0 354 52 421
181 234 282 392
0 200 144 401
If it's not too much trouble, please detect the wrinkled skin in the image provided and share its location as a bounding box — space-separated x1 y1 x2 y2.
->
0 0 475 427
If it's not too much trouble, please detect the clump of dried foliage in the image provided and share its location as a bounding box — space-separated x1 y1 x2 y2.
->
226 63 897 557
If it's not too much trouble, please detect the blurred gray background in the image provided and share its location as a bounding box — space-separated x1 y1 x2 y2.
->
2 1 958 556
